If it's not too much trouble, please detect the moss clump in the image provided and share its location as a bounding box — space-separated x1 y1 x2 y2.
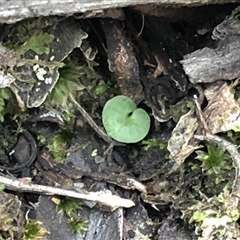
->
195 142 232 175
38 129 73 162
142 138 168 151
183 187 240 239
45 65 85 108
18 33 54 55
53 197 88 234
24 220 48 240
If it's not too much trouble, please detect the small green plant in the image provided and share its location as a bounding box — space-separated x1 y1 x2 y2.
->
195 142 231 175
54 197 88 234
167 99 195 122
91 149 98 157
70 219 89 234
45 65 85 108
142 138 167 150
47 130 73 162
89 80 109 98
38 129 73 162
24 220 48 240
102 95 150 143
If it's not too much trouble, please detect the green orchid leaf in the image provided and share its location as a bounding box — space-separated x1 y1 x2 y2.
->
102 95 150 143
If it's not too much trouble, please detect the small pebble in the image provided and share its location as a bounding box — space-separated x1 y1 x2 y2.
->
94 155 105 164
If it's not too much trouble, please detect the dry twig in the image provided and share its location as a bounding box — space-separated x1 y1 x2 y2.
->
60 164 147 193
0 174 135 210
69 94 123 147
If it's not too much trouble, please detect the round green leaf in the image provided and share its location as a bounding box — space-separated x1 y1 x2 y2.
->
102 95 150 143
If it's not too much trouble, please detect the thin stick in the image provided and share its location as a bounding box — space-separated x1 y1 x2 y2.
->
0 174 134 210
193 94 209 133
137 14 145 37
60 164 147 193
69 94 123 146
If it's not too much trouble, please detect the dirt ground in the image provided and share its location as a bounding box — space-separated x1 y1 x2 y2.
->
0 3 240 240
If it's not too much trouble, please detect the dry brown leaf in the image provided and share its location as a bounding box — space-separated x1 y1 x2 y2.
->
204 83 240 134
167 110 200 166
204 81 225 101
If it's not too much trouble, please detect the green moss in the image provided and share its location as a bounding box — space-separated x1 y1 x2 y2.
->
38 128 73 162
5 17 55 48
45 65 85 108
62 108 76 123
190 210 207 223
184 187 240 239
168 99 195 122
142 138 168 151
56 197 83 217
18 33 54 55
227 129 240 144
24 220 48 240
195 142 232 175
70 219 88 234
55 197 88 234
47 130 73 162
89 81 109 97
